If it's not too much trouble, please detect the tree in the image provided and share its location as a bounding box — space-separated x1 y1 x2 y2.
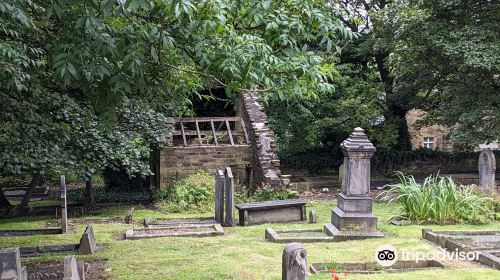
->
268 63 398 153
332 0 414 150
374 0 500 148
1 0 353 211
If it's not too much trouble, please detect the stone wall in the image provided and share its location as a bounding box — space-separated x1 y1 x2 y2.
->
239 91 283 187
159 145 253 188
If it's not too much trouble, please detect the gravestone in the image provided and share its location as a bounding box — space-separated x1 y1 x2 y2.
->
324 128 383 239
63 256 78 279
478 149 496 188
224 167 235 227
124 207 134 224
282 243 308 280
0 247 27 280
308 210 317 224
78 225 97 255
63 255 85 280
214 170 225 224
60 175 68 234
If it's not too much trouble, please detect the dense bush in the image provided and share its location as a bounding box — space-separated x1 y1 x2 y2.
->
155 171 214 213
103 167 149 191
382 173 495 225
279 147 488 175
67 187 152 204
235 185 297 204
251 186 297 201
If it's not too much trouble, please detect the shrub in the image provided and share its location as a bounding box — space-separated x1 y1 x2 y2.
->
157 171 214 213
382 172 495 225
252 185 297 201
67 187 152 203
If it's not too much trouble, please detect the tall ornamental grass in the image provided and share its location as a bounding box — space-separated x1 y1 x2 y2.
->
383 173 495 225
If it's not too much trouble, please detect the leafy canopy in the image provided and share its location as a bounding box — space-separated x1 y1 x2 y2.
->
0 0 353 178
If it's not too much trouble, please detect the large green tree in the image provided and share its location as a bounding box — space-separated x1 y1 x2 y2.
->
373 0 500 148
1 0 352 209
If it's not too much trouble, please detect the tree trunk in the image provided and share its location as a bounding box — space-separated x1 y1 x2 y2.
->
19 172 41 211
375 52 412 151
0 188 12 211
84 178 95 208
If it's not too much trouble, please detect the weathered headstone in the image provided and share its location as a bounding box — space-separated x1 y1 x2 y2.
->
224 167 235 227
308 210 317 224
78 225 97 255
124 207 134 224
478 149 496 188
214 170 225 224
0 247 27 280
63 255 85 280
324 127 383 239
282 243 308 280
60 175 68 234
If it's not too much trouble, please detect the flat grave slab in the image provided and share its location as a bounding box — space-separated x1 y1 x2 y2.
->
236 199 306 226
310 260 445 274
143 217 217 227
125 223 224 240
17 225 97 257
266 228 336 243
0 228 63 238
422 228 500 269
265 227 384 243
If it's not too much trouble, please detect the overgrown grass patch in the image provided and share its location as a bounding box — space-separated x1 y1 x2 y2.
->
381 173 495 225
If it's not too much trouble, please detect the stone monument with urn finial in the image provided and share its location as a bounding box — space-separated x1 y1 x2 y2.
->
324 127 384 240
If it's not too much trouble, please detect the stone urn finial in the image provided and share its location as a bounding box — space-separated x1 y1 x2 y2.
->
341 127 376 153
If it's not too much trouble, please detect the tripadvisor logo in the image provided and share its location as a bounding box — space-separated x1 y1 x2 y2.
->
375 243 480 266
375 244 398 267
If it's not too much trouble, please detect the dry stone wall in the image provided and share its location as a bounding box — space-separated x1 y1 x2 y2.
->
239 91 283 187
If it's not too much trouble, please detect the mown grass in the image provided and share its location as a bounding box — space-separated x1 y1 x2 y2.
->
0 201 499 279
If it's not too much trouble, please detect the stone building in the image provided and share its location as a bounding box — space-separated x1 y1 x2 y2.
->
406 109 454 151
151 91 285 189
406 109 498 152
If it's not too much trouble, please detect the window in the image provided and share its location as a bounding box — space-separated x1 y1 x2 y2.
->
423 137 434 149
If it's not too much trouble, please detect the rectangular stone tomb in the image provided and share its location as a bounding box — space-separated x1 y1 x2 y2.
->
0 228 63 238
3 186 49 198
235 199 306 226
125 224 224 240
310 260 445 274
422 229 500 269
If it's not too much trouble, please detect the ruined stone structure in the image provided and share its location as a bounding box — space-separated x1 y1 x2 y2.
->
156 91 284 189
239 91 282 187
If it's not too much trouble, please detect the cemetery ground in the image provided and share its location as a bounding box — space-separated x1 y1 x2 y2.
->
1 201 499 280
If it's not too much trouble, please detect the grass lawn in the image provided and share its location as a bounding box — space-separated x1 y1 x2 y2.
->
0 201 499 279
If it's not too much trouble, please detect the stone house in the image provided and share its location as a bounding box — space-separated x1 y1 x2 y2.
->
406 109 498 151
